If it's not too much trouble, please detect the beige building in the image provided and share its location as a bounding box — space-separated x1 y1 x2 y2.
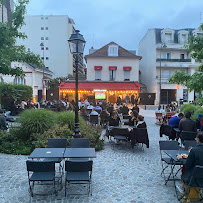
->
0 0 14 23
138 28 202 104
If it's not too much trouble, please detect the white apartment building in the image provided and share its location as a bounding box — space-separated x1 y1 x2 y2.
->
17 15 75 78
0 0 14 23
138 28 202 105
0 62 53 102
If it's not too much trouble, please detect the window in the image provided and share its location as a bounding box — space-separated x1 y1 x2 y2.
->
45 27 48 30
109 70 116 81
14 77 25 85
164 52 170 59
95 70 101 80
41 17 44 20
41 57 44 60
28 48 30 52
41 27 44 30
46 57 49 60
162 70 170 78
46 37 49 40
108 45 118 56
41 37 44 40
165 33 172 43
45 17 48 20
124 70 130 81
41 47 44 50
180 54 185 59
46 47 49 50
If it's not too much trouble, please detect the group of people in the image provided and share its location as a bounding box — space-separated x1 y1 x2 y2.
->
116 95 139 106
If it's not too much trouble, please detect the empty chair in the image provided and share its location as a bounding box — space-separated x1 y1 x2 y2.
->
44 138 67 172
89 114 99 125
184 140 197 150
160 124 174 140
180 131 197 145
26 160 56 197
159 140 181 185
70 138 90 148
65 160 93 196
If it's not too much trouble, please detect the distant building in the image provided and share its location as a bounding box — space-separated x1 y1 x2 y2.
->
138 28 202 104
0 0 14 23
0 62 53 102
17 15 79 78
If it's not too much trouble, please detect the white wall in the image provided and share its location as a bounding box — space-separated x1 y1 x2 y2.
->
86 57 139 81
17 15 74 78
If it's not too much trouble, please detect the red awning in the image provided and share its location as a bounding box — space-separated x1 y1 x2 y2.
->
94 66 102 70
123 66 132 71
60 82 140 91
84 68 87 72
109 66 117 70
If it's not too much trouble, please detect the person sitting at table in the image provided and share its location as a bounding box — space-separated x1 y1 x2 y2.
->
136 115 147 128
155 105 163 113
177 131 203 201
126 110 139 126
131 104 139 113
169 113 184 128
89 108 99 116
179 112 197 132
87 103 94 110
109 110 120 126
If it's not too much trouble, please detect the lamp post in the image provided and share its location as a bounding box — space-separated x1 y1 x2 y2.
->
159 43 167 105
68 30 86 138
40 42 45 101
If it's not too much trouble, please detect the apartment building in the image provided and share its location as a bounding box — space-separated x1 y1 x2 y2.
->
0 0 13 23
17 15 76 78
138 28 202 104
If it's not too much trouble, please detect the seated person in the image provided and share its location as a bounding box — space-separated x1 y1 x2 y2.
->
95 105 102 111
195 113 203 130
121 104 129 115
0 109 8 130
80 106 88 119
155 105 163 113
131 104 139 113
179 112 197 132
177 131 203 200
89 108 99 116
126 110 139 126
87 103 94 110
136 115 147 128
109 111 120 126
168 113 184 128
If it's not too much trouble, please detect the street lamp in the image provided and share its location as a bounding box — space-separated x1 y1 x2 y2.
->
40 42 46 101
159 43 167 105
68 30 86 138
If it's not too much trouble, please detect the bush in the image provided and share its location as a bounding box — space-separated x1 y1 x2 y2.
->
16 109 57 140
191 107 203 120
180 104 197 114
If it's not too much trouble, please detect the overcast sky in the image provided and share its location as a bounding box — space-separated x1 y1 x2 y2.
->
25 0 203 55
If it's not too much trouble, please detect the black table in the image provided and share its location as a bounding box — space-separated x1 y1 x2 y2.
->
164 150 188 162
64 148 96 158
28 148 65 159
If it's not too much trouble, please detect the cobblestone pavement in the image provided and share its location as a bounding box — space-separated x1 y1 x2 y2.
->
0 107 182 203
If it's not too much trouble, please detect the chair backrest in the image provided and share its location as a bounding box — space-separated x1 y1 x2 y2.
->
156 113 162 118
123 115 131 120
70 138 90 148
160 124 173 137
47 138 67 148
184 140 197 150
133 128 148 144
65 160 93 172
111 127 129 136
181 131 197 141
26 160 55 172
189 165 203 188
89 115 98 124
159 140 180 150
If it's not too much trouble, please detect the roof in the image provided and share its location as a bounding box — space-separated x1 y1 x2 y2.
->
85 42 142 60
60 81 140 91
27 63 54 74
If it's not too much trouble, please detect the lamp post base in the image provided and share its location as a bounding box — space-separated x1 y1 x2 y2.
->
73 122 80 138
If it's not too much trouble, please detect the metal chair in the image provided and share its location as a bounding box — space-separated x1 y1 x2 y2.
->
89 115 99 125
159 140 182 185
70 138 90 148
44 138 67 173
65 160 93 196
180 131 197 146
156 113 163 124
183 140 197 150
178 165 203 202
26 160 56 197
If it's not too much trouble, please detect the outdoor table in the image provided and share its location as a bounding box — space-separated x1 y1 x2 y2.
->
64 148 96 158
163 150 188 185
28 148 66 159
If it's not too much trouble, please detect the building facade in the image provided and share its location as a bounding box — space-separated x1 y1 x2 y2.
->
60 42 141 103
138 28 202 104
17 15 76 78
0 62 53 102
0 0 14 23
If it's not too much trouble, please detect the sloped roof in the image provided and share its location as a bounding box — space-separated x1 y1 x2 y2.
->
27 63 53 74
85 42 142 59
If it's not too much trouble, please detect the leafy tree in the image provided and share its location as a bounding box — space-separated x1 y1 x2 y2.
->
169 24 203 105
47 77 68 89
0 0 43 76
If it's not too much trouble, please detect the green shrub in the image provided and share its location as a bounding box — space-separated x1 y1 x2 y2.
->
180 104 197 114
191 107 203 120
16 109 57 140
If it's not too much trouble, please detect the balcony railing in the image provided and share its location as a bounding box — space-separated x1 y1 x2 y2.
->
156 58 191 62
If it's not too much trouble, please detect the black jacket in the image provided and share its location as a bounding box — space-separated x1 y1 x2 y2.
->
179 118 197 132
182 144 203 186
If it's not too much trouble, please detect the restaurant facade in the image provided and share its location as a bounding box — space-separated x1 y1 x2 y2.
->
59 42 142 103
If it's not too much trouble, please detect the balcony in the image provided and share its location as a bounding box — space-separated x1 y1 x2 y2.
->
156 77 171 84
156 59 191 62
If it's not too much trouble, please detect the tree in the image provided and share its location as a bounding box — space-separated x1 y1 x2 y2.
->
0 0 43 76
169 24 203 105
